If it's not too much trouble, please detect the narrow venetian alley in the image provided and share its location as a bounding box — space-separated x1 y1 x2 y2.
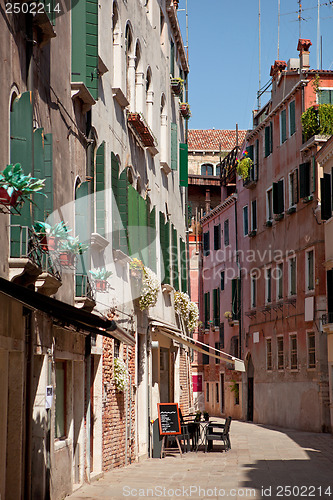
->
68 420 333 500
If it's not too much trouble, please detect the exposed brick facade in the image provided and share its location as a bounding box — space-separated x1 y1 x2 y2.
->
102 338 136 470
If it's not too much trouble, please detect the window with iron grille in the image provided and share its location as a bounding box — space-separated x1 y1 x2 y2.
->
277 336 284 370
307 332 316 368
290 334 298 370
114 339 120 358
266 338 272 370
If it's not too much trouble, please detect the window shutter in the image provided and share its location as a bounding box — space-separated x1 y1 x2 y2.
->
148 207 156 272
265 126 270 157
299 162 310 198
75 181 91 295
247 145 254 160
203 231 210 256
294 168 299 204
321 174 332 220
112 152 120 250
44 133 53 217
72 0 98 100
252 200 257 230
160 212 170 284
172 225 179 290
179 143 188 186
273 182 279 214
270 121 273 153
221 270 225 291
255 139 259 180
231 278 241 320
224 219 229 246
96 142 105 236
10 92 33 257
33 128 46 223
214 224 221 250
281 109 286 143
170 40 175 77
171 123 178 170
180 237 187 292
138 194 148 266
278 179 284 213
289 100 296 135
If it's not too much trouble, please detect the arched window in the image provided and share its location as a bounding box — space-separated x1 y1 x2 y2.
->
201 163 213 176
112 2 121 89
146 66 153 126
125 23 133 101
216 164 221 177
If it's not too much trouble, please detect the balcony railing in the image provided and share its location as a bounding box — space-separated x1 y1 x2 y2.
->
220 146 240 186
322 312 333 325
127 112 158 148
75 274 95 300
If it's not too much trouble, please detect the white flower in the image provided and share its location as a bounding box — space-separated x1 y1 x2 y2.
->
114 357 129 392
174 291 198 332
139 267 159 311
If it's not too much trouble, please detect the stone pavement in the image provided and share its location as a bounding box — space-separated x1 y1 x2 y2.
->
68 420 333 500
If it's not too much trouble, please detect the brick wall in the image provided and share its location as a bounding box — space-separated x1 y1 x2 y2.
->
102 338 136 470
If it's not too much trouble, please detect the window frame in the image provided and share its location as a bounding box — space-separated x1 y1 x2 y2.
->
224 219 229 246
277 336 284 371
266 187 273 221
288 255 297 296
201 163 214 176
280 108 287 144
305 248 315 292
213 223 221 250
288 169 299 208
243 205 249 236
307 331 316 369
276 261 284 301
265 266 272 304
250 273 257 309
266 338 272 371
289 100 296 136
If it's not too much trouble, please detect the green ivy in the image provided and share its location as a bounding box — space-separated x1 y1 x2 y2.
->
236 157 253 179
301 104 333 141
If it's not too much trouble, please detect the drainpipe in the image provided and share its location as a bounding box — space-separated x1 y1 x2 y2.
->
146 325 152 458
185 71 190 296
85 335 91 482
125 346 129 466
23 308 33 500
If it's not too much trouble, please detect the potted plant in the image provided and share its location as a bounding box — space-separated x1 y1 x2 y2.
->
114 358 128 392
194 411 201 422
170 77 184 96
33 221 70 251
129 258 144 280
89 267 113 292
236 151 254 180
203 411 209 422
224 311 232 320
179 102 191 119
0 163 46 207
174 291 199 332
58 236 88 268
139 267 159 311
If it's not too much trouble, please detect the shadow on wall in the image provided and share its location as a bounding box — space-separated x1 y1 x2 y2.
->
240 423 333 499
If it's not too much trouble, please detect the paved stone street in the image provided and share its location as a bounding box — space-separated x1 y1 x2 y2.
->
67 420 333 500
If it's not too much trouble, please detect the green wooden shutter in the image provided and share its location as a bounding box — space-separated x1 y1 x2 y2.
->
270 121 273 153
290 100 296 135
204 292 210 327
180 237 187 293
148 207 156 272
44 133 53 217
232 278 241 320
128 185 139 258
281 109 286 143
321 174 332 220
247 145 254 160
299 162 310 198
213 288 220 326
75 181 91 296
179 143 188 186
112 152 128 252
170 40 175 77
95 142 105 236
10 92 33 257
33 128 45 223
159 212 170 284
171 123 178 170
139 194 148 266
72 0 98 100
264 126 270 157
172 225 179 290
118 170 128 254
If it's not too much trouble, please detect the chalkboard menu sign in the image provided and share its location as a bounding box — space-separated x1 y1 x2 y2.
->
157 403 181 435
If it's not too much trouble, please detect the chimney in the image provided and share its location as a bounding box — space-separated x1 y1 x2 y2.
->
270 60 287 80
297 39 312 71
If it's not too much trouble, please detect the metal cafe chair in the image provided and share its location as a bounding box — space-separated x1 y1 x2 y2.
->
205 416 232 452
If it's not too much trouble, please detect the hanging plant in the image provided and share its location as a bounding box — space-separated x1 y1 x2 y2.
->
0 163 46 205
139 267 159 311
174 291 199 332
114 358 129 392
236 150 253 179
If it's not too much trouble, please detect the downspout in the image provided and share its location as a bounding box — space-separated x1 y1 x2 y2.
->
23 308 33 500
85 335 91 482
185 71 190 296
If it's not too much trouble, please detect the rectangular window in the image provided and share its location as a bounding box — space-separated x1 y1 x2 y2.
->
277 262 284 300
216 382 219 403
220 270 225 291
321 173 332 220
203 231 210 256
289 169 299 207
266 268 272 303
202 345 209 365
243 205 249 236
114 339 120 358
251 274 257 308
170 39 175 77
277 336 284 370
266 187 273 221
231 278 241 320
307 332 316 368
299 162 311 199
215 343 220 364
289 100 296 136
171 122 178 170
264 121 273 157
306 249 314 291
290 334 298 370
273 179 285 215
251 200 257 231
204 292 210 329
289 257 297 296
280 109 287 144
266 339 272 370
224 219 229 246
214 224 221 250
206 383 209 402
55 361 66 439
318 88 333 104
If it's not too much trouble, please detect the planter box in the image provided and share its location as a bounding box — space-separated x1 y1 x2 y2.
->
95 279 107 292
40 235 58 252
59 251 75 268
286 206 296 215
265 219 273 227
0 187 21 207
170 79 183 96
179 104 190 119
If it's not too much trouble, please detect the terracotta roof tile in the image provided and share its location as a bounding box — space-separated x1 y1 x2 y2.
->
188 129 247 152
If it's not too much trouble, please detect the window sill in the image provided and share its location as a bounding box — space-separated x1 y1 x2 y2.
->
54 437 71 451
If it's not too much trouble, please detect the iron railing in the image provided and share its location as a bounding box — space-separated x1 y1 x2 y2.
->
75 274 95 300
322 312 333 325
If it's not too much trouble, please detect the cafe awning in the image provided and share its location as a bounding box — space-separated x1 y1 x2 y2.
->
0 277 135 345
150 320 245 372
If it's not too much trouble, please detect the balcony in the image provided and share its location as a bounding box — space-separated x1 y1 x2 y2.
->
243 165 257 189
322 313 333 334
9 225 62 289
75 274 96 312
127 112 158 155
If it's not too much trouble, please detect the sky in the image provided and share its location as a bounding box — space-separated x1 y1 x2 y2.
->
177 0 333 131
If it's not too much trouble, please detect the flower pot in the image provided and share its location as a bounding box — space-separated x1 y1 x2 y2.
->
0 187 21 207
59 251 75 268
95 279 107 292
40 235 57 252
130 268 143 281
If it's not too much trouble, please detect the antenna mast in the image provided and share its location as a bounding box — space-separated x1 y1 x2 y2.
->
298 0 302 39
258 0 261 109
277 0 280 59
317 0 320 69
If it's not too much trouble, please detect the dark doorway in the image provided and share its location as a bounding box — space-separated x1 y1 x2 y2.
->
247 355 254 422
